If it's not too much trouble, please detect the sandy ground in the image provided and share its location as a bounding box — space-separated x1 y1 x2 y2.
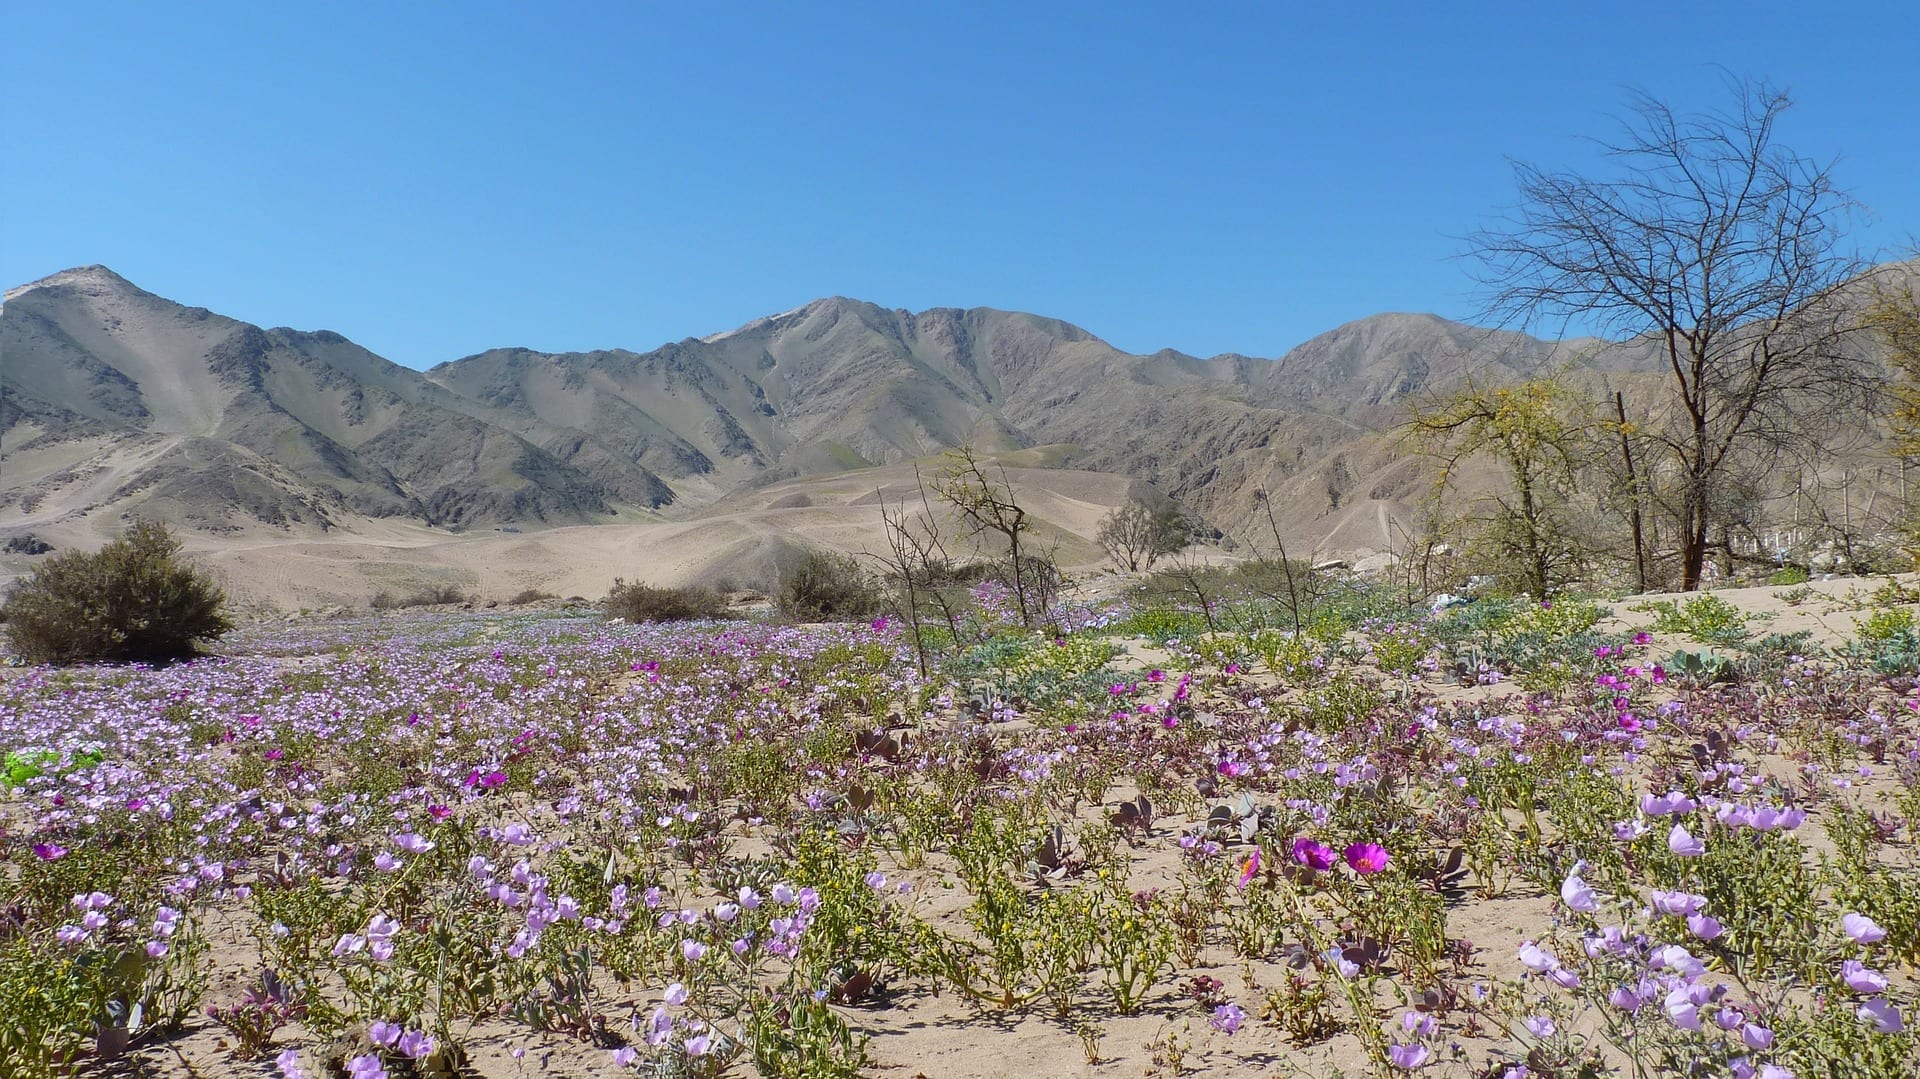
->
0 460 1138 613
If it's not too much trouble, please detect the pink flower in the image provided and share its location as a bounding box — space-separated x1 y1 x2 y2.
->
1237 849 1261 890
1344 842 1390 874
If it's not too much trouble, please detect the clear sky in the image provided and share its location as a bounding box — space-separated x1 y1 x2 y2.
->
6 2 1917 368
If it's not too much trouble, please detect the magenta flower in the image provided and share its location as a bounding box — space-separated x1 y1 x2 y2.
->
1237 849 1261 890
1291 838 1336 871
32 842 67 861
1344 842 1390 874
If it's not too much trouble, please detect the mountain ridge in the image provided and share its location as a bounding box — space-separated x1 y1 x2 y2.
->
0 265 1661 559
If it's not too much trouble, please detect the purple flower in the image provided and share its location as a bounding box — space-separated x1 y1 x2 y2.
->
1388 1043 1431 1069
663 981 689 1006
346 1055 388 1079
1687 913 1725 941
1642 790 1697 816
1651 944 1706 978
32 843 67 861
1841 960 1889 994
1741 1022 1774 1050
1858 997 1904 1033
1842 912 1888 944
1559 875 1599 913
1209 1003 1245 1033
1608 984 1648 1012
1650 889 1707 917
395 1030 435 1060
1517 941 1558 972
1667 823 1706 857
1524 1015 1556 1038
275 1048 305 1078
1663 988 1702 1031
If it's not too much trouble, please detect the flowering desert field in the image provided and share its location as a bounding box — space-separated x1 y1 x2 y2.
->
5 574 1920 1078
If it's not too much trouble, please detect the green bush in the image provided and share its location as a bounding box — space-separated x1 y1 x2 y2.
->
603 579 727 623
1767 565 1811 586
1854 608 1920 675
777 551 882 623
1 520 232 665
1632 594 1752 645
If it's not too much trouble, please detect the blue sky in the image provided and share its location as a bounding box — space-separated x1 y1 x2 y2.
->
6 2 1916 368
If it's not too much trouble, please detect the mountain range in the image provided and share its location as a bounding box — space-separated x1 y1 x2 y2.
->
7 263 1897 588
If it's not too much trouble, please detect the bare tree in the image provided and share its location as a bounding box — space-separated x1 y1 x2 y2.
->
1096 498 1191 573
931 446 1052 629
875 468 974 677
1470 77 1871 590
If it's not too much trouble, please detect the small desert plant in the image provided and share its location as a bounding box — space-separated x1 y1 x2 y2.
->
1767 565 1810 586
603 578 728 623
777 551 882 622
508 588 558 605
1 519 232 665
370 585 467 610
